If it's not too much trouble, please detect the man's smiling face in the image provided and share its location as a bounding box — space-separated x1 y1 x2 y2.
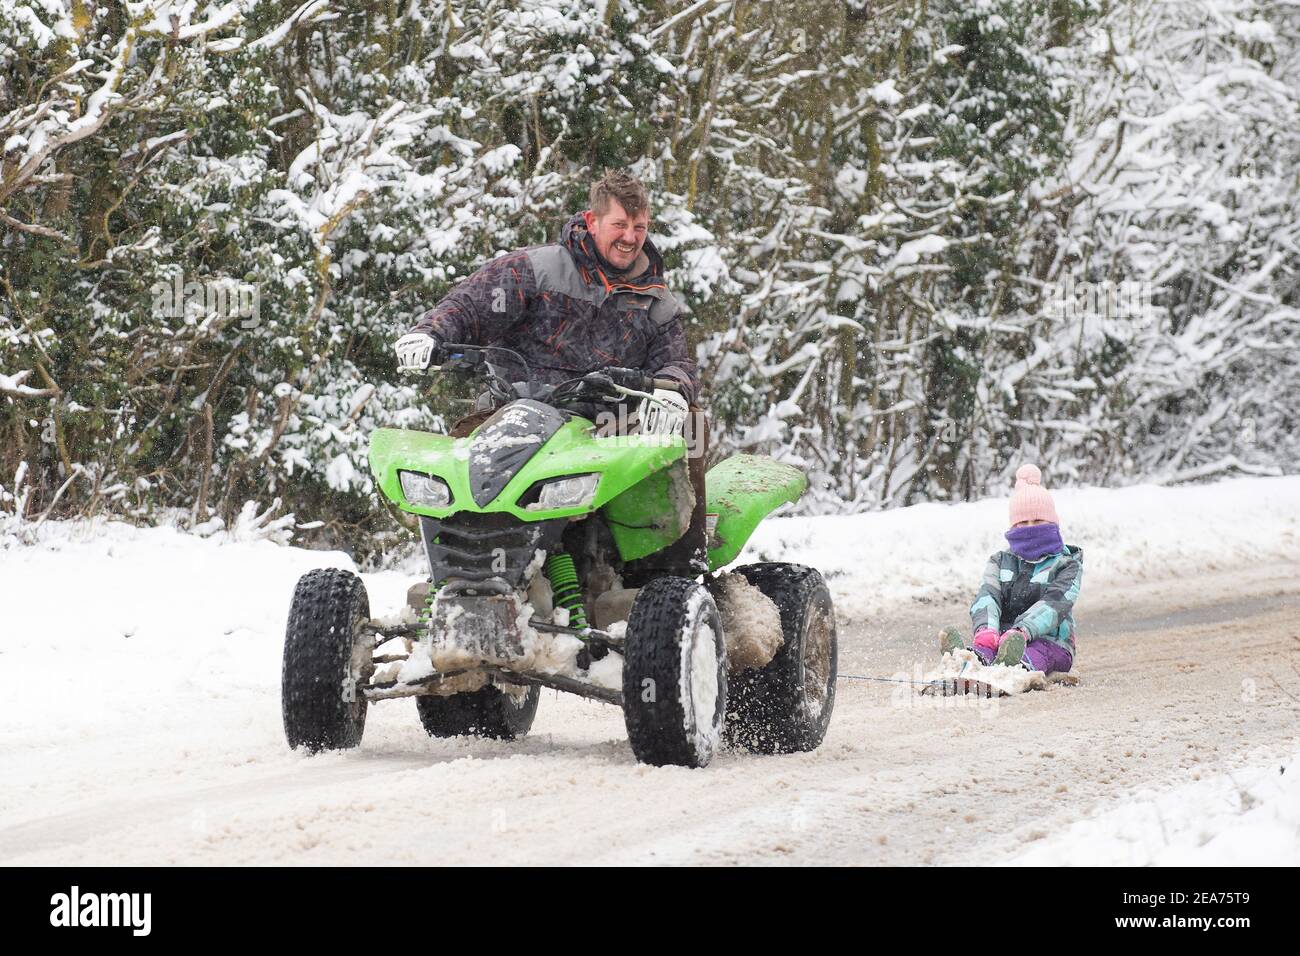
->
584 199 649 272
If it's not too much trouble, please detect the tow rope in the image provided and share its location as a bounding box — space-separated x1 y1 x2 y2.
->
837 660 974 688
837 674 947 688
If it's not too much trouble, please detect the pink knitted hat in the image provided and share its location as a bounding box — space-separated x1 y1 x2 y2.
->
1009 464 1059 526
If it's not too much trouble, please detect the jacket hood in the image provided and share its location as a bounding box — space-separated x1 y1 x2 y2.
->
561 213 667 291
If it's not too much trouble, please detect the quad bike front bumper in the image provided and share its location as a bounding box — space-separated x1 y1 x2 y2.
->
360 578 626 705
429 580 528 665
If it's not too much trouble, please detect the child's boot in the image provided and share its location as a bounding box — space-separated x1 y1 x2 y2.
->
994 629 1027 667
939 625 965 656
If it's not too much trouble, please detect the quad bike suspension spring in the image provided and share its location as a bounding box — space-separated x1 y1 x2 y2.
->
418 580 442 625
544 553 588 629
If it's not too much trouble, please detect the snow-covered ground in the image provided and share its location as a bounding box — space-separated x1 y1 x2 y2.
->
1 475 1298 865
1011 750 1299 866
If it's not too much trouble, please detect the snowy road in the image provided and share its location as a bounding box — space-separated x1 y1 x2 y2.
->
2 530 1296 865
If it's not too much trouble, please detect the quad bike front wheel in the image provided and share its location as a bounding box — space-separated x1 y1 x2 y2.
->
282 568 374 752
621 576 727 768
725 563 837 754
416 683 540 740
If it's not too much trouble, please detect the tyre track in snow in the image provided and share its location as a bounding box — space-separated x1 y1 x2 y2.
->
1 567 1297 865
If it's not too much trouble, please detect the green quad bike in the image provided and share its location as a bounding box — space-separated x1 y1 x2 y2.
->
282 345 837 767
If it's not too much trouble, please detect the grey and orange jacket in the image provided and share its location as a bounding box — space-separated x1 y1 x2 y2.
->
969 546 1083 652
409 214 698 402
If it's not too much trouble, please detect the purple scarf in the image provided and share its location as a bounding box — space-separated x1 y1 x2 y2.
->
1005 523 1064 561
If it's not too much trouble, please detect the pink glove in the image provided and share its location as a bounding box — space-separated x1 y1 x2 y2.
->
972 628 999 654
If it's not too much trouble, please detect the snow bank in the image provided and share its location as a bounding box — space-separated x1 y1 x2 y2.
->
1010 748 1300 866
738 475 1300 621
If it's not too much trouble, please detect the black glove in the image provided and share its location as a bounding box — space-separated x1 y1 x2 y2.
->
591 366 651 392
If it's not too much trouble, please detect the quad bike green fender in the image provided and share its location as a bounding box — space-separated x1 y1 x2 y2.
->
369 417 686 522
704 454 807 571
552 451 808 566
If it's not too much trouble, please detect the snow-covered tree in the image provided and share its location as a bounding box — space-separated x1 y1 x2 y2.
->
2 0 1296 555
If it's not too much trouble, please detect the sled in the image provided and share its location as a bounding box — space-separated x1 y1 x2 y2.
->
920 651 1081 697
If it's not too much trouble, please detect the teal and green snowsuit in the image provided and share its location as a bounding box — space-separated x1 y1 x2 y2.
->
970 546 1083 657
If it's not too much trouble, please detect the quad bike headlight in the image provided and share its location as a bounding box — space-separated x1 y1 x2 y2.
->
528 473 600 512
399 470 452 509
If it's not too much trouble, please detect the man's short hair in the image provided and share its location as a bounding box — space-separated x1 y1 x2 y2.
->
590 169 649 218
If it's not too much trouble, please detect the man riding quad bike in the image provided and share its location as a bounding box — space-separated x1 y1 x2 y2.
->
281 172 838 767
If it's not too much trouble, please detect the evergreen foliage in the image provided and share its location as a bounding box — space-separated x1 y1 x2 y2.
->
2 0 1295 553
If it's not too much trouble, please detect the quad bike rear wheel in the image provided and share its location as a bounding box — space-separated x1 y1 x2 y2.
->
725 563 837 754
621 576 727 768
282 568 373 752
416 683 540 740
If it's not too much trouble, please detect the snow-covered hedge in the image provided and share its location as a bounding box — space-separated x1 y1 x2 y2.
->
2 1 1296 554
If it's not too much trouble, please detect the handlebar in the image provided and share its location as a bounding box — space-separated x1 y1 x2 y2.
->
422 342 684 411
433 342 529 376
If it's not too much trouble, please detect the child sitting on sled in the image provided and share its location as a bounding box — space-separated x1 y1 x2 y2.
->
940 464 1082 674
